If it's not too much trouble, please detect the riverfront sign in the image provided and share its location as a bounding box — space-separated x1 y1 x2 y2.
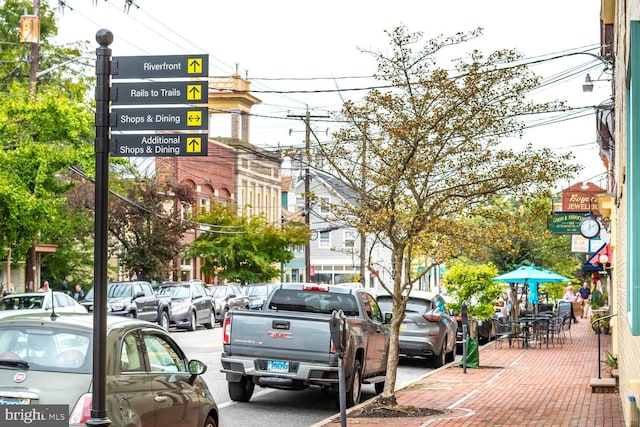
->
110 54 209 157
111 54 208 79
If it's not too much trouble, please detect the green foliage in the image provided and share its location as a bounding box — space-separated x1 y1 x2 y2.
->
591 291 607 310
108 164 196 282
185 201 310 285
443 263 502 320
601 350 617 368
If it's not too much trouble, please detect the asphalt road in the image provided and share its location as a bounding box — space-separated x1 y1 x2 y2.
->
170 325 435 427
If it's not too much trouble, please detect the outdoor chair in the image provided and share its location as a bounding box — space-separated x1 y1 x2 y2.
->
561 313 573 342
548 316 564 347
495 317 515 348
531 318 550 348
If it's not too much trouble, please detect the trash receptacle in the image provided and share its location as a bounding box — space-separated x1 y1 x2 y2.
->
460 337 479 368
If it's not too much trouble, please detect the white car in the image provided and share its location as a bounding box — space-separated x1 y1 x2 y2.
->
0 291 88 315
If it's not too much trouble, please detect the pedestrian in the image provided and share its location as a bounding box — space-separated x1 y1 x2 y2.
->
562 283 579 323
38 280 50 293
73 284 85 301
61 281 70 296
578 281 591 318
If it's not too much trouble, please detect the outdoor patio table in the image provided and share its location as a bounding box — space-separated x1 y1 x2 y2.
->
516 315 548 348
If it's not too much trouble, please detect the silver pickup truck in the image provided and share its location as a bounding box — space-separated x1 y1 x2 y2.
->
220 283 390 407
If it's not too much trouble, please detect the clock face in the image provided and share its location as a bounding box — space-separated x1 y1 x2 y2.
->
579 217 600 238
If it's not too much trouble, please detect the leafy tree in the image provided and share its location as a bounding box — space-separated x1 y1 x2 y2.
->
443 263 502 321
107 164 196 283
304 27 580 405
184 200 309 284
0 0 95 287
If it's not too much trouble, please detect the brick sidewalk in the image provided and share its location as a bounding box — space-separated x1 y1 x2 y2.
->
315 318 624 427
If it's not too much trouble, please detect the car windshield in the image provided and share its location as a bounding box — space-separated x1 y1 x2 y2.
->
168 286 190 299
107 283 132 298
0 295 45 310
0 326 91 373
85 287 94 301
210 287 230 298
245 285 271 297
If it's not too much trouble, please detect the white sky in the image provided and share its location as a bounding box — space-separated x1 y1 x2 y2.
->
47 0 610 188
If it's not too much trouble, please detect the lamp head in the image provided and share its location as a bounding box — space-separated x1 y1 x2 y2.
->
582 73 594 92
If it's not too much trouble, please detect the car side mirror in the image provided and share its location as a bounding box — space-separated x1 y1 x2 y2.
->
188 359 207 385
134 291 144 299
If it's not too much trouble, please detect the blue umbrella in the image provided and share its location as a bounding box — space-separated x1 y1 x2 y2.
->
493 265 571 312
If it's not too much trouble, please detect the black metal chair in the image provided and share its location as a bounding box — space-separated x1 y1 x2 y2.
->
531 318 550 348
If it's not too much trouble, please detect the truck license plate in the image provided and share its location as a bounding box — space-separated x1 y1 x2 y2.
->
0 396 30 404
267 360 289 373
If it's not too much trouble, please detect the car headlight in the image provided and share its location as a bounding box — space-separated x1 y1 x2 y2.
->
109 302 124 311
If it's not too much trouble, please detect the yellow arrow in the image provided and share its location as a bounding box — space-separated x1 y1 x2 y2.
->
187 84 202 101
186 111 202 127
188 58 203 74
186 137 202 153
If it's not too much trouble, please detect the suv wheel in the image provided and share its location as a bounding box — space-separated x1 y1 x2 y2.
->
204 310 215 329
187 311 197 331
159 311 170 330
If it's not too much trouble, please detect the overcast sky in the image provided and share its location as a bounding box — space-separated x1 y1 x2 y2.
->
48 0 610 188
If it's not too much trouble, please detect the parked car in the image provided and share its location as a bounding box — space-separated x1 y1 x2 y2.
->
243 282 279 310
79 286 94 312
0 313 219 427
153 281 215 330
208 284 249 324
376 290 457 368
106 281 172 329
0 291 87 314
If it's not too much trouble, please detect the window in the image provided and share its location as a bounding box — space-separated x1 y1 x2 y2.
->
320 196 331 214
120 333 142 372
143 333 186 373
318 231 331 248
344 230 356 248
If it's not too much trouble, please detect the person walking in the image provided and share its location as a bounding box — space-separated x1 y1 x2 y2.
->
578 281 591 318
38 280 50 293
562 283 578 323
73 284 85 301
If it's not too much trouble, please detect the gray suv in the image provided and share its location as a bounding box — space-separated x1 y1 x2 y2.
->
208 284 249 325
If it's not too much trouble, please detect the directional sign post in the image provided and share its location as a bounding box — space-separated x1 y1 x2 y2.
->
112 133 207 157
112 54 208 79
110 53 209 157
112 81 207 105
111 107 208 131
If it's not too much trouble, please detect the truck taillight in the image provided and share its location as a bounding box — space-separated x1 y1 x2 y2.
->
301 284 330 292
223 316 232 344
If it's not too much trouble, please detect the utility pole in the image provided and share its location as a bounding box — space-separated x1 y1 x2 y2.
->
288 109 328 283
20 0 40 98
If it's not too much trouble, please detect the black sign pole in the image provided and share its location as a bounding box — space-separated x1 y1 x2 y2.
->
88 29 113 427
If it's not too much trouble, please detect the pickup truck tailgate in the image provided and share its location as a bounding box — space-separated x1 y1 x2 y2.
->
227 311 331 363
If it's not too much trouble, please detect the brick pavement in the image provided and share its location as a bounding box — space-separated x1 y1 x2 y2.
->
314 318 624 427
